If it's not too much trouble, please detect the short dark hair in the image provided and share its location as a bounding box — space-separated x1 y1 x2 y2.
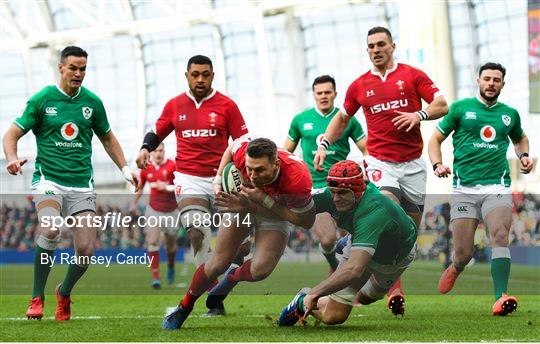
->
479 62 506 79
367 26 393 43
187 55 213 70
60 46 88 63
312 75 336 91
246 138 277 162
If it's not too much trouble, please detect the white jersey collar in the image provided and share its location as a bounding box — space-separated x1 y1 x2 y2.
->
56 84 81 99
370 62 399 82
186 89 217 109
314 106 336 118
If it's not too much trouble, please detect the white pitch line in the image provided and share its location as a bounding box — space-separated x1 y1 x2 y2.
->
0 314 367 321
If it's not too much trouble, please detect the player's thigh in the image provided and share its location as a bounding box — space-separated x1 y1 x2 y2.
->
361 248 415 301
327 270 370 307
311 212 337 243
398 158 427 213
72 211 98 255
251 220 290 272
450 191 480 250
482 187 513 236
320 297 353 324
145 226 162 246
207 221 251 270
484 207 512 244
32 182 63 238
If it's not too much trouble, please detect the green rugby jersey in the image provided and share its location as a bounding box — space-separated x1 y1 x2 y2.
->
14 85 111 188
287 107 365 188
436 96 524 187
313 183 417 265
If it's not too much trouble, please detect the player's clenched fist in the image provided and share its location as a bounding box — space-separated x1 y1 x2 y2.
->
433 163 451 178
6 158 27 175
136 149 150 169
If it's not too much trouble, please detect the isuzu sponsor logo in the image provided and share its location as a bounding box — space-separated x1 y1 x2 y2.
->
369 99 408 114
181 129 217 138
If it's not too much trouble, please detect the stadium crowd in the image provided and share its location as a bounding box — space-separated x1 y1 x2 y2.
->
2 192 539 253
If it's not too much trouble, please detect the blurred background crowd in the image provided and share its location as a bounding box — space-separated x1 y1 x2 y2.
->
2 193 539 263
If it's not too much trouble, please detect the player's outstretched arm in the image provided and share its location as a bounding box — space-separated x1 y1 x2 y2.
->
314 112 350 171
3 124 27 175
98 131 140 191
513 134 533 174
428 130 451 178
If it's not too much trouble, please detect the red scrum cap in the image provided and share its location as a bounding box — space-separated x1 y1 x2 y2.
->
327 160 366 198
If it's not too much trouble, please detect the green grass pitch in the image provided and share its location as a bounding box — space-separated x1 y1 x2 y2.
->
1 260 538 342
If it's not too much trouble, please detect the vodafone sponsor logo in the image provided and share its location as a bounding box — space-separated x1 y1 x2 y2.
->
181 129 217 138
61 122 79 141
480 125 496 143
369 99 408 114
55 122 82 148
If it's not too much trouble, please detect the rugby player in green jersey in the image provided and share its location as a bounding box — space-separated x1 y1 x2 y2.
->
277 160 417 326
3 46 140 321
428 62 533 316
285 75 366 274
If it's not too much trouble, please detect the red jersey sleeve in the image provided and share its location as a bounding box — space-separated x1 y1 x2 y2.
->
231 139 249 172
413 68 442 104
152 99 176 141
226 99 249 139
287 172 313 212
343 79 362 117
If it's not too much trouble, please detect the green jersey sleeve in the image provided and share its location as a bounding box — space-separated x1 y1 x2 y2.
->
351 207 391 255
287 115 301 143
508 109 524 142
436 101 460 137
13 99 40 133
92 99 111 137
313 188 334 214
348 116 366 142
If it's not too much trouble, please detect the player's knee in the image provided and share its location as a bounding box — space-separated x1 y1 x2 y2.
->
490 227 509 247
249 262 273 281
189 229 205 248
37 207 62 237
205 258 229 277
40 228 60 240
76 241 95 257
322 311 348 325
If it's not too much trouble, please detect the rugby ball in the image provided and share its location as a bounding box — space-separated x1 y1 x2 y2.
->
222 162 244 193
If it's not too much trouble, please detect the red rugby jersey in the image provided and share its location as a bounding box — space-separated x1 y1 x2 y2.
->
343 63 442 162
232 138 313 212
153 90 249 176
139 159 177 213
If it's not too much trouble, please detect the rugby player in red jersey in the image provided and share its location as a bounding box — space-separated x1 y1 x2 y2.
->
162 137 316 330
314 27 449 316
